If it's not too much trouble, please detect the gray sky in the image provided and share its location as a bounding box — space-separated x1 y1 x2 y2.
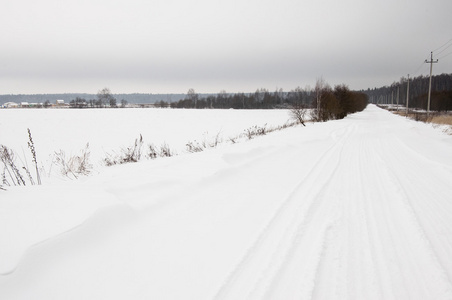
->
1 0 451 94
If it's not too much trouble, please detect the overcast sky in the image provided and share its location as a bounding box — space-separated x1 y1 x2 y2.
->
1 0 451 94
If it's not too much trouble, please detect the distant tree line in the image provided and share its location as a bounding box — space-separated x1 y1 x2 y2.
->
167 83 368 121
364 73 452 111
167 88 310 109
411 90 452 112
1 83 368 116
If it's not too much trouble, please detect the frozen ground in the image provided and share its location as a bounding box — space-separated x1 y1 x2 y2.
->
0 108 291 181
1 105 452 299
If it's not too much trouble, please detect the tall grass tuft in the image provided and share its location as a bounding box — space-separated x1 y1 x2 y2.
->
0 145 26 186
27 128 41 185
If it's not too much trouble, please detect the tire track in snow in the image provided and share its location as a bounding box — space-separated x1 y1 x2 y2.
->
341 122 452 299
354 137 390 299
213 123 356 299
351 136 400 299
311 135 384 299
327 126 452 299
259 127 353 299
372 165 414 298
375 138 452 298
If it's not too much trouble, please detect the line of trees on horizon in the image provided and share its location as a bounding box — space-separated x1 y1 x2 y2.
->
2 82 369 115
364 73 452 111
162 83 368 114
67 83 368 122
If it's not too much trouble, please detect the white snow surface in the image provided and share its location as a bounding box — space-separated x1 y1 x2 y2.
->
0 108 291 181
1 105 452 299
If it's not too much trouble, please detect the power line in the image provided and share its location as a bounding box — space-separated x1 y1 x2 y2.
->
412 61 426 76
432 38 452 53
438 51 452 60
410 42 451 77
436 43 452 55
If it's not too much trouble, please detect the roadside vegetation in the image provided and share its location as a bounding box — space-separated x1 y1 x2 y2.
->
0 121 298 190
1 129 41 188
387 109 452 135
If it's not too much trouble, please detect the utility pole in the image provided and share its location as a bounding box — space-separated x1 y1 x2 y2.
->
406 74 410 117
425 51 438 118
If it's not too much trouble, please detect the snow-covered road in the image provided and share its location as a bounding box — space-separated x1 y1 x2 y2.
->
1 105 452 299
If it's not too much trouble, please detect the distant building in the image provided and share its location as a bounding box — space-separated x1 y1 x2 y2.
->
2 102 19 108
137 103 157 108
20 102 29 108
54 99 70 108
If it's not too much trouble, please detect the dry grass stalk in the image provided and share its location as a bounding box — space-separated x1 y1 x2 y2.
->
430 115 452 126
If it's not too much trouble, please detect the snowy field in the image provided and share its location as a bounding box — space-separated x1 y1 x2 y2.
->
1 105 452 299
0 108 292 182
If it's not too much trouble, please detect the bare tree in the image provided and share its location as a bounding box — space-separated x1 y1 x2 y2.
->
97 87 115 108
273 87 284 105
289 87 307 126
312 77 338 121
186 88 198 108
314 77 326 120
109 97 117 108
217 90 228 108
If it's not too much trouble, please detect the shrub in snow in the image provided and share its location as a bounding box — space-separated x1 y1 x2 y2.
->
159 143 173 157
185 131 222 153
245 124 267 139
147 144 158 159
104 135 143 166
289 103 308 126
186 141 204 153
53 143 92 179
